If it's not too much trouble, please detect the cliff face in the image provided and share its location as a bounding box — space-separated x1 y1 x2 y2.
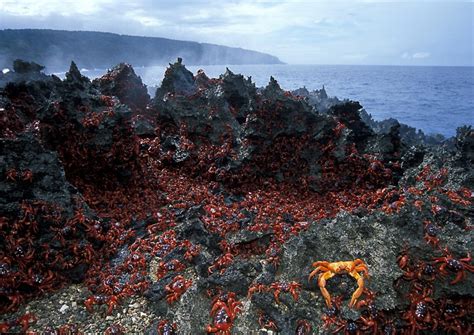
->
0 59 472 334
0 29 283 71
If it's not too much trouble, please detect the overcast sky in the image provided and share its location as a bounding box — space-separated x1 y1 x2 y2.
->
0 0 472 65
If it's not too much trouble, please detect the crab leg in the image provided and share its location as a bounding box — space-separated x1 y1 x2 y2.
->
290 289 300 301
348 270 365 308
309 265 330 282
451 271 465 285
312 261 330 267
318 271 336 307
354 261 370 279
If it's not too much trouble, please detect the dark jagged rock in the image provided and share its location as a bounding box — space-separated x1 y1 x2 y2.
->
455 125 474 164
32 63 139 184
0 59 56 89
292 85 341 113
131 115 156 138
329 101 374 151
155 58 197 99
0 78 58 137
206 260 261 296
219 68 257 121
0 135 102 297
152 59 245 144
0 134 76 214
359 108 446 146
366 123 405 165
0 59 472 334
297 87 447 147
262 76 284 100
93 63 150 112
153 67 339 187
194 69 211 89
64 61 90 86
12 59 45 74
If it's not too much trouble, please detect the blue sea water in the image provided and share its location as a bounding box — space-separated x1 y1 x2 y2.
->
82 64 474 137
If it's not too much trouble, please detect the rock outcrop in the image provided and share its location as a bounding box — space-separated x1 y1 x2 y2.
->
0 59 472 334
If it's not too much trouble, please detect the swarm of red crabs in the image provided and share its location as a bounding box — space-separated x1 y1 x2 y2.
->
1 60 473 334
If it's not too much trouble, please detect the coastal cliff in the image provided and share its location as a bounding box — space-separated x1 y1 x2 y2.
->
0 29 283 71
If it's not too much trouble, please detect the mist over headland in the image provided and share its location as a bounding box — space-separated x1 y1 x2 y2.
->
0 29 283 71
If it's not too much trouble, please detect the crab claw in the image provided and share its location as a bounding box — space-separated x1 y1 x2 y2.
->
308 269 319 283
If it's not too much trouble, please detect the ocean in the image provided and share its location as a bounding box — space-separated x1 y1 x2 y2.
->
78 64 474 137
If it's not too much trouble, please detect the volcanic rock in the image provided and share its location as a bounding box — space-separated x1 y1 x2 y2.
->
13 59 45 74
93 63 150 112
0 59 472 335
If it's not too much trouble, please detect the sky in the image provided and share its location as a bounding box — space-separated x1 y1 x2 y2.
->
0 0 472 66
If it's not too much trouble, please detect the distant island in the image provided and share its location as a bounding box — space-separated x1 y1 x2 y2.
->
0 29 283 71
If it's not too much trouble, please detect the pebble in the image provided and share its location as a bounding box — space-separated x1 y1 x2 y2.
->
59 304 69 313
72 301 77 307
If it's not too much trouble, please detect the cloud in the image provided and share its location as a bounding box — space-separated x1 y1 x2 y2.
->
124 9 165 28
402 51 431 59
1 0 116 17
412 52 431 59
0 0 472 65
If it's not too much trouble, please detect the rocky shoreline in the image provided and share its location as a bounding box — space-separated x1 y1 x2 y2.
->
1 59 472 334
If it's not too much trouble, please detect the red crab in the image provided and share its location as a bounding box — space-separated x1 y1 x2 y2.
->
295 320 312 335
438 298 471 334
104 323 125 335
423 221 440 246
24 268 57 293
433 247 474 284
157 320 177 335
247 283 268 298
165 275 192 304
321 296 343 329
21 169 33 183
182 241 201 261
156 260 186 280
411 262 437 281
402 290 437 335
0 314 35 333
258 311 278 331
355 289 380 333
84 294 120 315
354 289 377 309
18 313 38 332
268 281 302 304
206 291 242 334
332 319 361 335
265 243 281 268
397 248 411 271
208 253 234 274
358 314 379 335
5 168 17 182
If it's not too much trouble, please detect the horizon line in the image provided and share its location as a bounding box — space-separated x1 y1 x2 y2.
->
2 28 472 68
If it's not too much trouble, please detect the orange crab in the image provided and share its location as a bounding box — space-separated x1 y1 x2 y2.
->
308 259 369 308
